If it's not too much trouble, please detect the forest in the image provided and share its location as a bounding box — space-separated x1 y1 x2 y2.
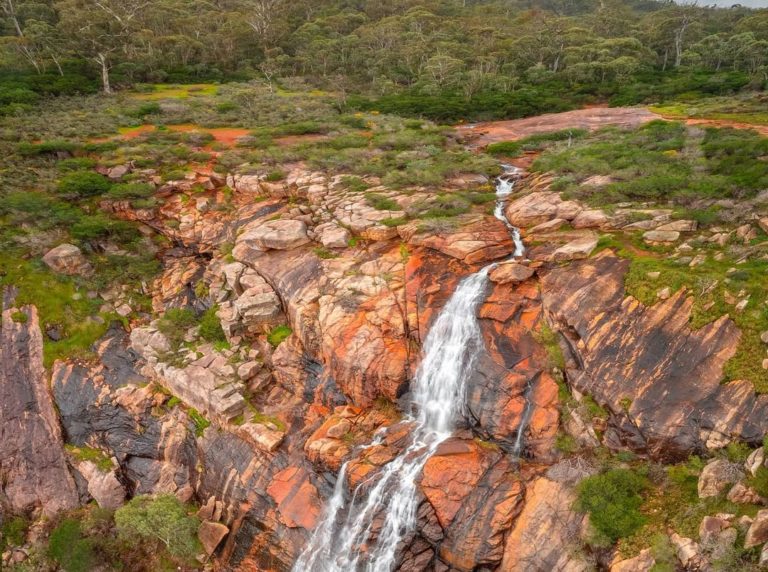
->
1 0 767 119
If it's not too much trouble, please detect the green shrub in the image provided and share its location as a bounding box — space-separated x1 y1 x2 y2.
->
1 516 29 550
71 214 134 242
18 139 79 156
188 408 210 437
199 306 226 343
57 171 112 197
365 192 399 211
486 141 523 157
58 157 97 171
114 494 200 560
264 169 285 182
313 246 338 259
48 519 94 572
748 466 768 497
108 182 155 200
131 102 162 117
267 324 292 347
157 307 198 348
575 469 649 545
340 175 369 193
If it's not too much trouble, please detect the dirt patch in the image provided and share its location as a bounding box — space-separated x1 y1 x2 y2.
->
457 107 661 147
679 118 768 137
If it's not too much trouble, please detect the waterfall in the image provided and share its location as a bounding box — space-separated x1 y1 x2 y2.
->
293 167 525 572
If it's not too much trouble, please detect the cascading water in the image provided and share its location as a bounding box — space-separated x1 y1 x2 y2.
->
293 166 526 572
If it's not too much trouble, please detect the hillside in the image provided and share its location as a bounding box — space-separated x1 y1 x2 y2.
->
2 2 768 572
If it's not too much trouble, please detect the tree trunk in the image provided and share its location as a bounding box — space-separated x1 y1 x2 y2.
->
97 53 113 94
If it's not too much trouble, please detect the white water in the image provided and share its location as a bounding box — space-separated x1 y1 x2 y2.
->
293 167 525 572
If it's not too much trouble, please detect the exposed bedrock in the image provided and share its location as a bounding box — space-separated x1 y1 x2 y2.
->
0 304 79 516
540 250 765 460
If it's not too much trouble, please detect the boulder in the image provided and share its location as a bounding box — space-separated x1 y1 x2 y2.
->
758 217 768 235
528 218 566 234
698 459 744 498
316 222 350 248
551 236 598 262
610 548 654 572
42 243 93 276
746 448 766 476
699 515 731 546
656 220 697 232
489 262 535 284
239 219 310 250
77 460 125 510
198 520 229 555
670 533 705 569
727 482 764 505
571 209 608 229
746 510 768 548
233 284 282 328
643 230 680 243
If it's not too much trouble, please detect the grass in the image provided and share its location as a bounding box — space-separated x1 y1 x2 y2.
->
188 408 211 437
621 248 768 392
65 445 114 472
532 121 768 206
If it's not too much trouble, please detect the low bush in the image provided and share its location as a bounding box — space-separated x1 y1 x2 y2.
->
575 468 649 545
198 306 226 343
108 182 155 200
48 519 94 572
365 192 399 211
57 171 112 197
114 494 200 560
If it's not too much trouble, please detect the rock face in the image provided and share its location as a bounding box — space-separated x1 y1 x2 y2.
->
0 305 79 515
500 477 589 571
540 252 767 459
237 218 311 251
42 243 93 276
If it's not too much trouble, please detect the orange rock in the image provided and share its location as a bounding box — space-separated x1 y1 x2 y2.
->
266 466 322 530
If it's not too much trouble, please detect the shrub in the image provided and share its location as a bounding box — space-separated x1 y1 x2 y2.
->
199 306 226 343
58 157 97 171
1 516 29 550
18 139 79 156
57 171 112 197
48 519 94 572
264 169 285 182
157 307 198 348
114 494 200 560
188 408 211 436
575 469 649 545
486 141 522 157
365 192 399 211
108 182 155 200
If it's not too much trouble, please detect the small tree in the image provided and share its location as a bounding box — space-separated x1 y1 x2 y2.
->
114 494 200 560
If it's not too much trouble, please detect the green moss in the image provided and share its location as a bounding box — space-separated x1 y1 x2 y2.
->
534 321 565 370
267 325 292 347
313 246 339 259
65 445 114 472
48 518 94 572
10 310 27 323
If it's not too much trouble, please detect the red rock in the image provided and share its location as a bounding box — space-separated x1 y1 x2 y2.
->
266 467 322 530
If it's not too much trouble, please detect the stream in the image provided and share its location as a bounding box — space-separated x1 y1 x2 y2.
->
292 165 528 572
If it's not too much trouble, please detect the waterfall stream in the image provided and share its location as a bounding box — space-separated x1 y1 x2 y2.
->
293 166 526 572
